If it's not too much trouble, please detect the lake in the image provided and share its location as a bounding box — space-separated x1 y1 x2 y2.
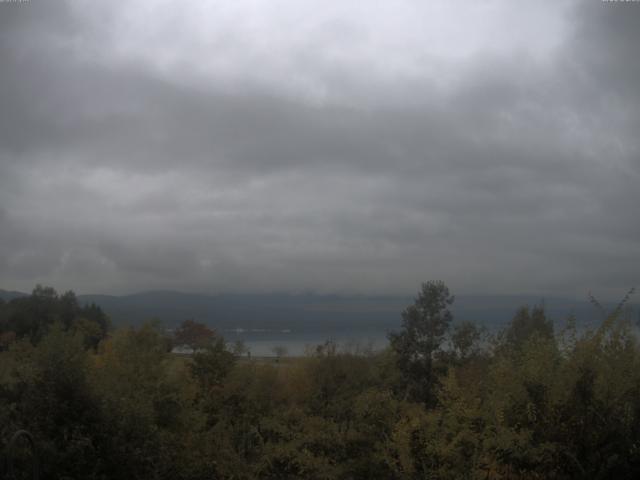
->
222 327 390 357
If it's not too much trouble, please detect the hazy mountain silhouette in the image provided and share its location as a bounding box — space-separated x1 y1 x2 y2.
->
0 289 28 301
3 288 631 333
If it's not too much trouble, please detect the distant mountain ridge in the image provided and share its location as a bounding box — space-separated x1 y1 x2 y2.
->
0 289 28 301
3 288 636 333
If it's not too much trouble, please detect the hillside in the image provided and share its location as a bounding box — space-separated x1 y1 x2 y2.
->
3 288 635 335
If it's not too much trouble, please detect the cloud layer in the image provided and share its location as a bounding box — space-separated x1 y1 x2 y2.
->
1 0 639 298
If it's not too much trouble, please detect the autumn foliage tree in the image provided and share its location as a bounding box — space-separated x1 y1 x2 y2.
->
2 284 640 479
173 319 216 350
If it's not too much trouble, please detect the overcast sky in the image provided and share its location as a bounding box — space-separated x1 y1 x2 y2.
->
0 0 639 299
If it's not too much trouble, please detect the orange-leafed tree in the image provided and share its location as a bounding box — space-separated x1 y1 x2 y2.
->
173 319 216 350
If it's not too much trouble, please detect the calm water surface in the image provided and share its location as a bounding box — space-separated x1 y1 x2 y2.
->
224 328 390 356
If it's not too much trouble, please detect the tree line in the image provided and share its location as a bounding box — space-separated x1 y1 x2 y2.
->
1 282 639 479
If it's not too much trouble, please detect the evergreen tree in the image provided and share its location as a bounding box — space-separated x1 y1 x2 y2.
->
389 281 454 406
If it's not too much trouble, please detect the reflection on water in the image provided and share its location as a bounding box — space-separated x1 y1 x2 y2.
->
223 328 389 357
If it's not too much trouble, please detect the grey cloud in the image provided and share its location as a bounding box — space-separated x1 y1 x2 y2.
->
0 0 638 298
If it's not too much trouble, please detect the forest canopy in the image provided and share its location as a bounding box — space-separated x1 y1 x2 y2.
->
1 283 639 479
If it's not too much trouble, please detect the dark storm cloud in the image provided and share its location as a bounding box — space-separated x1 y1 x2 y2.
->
0 0 638 297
